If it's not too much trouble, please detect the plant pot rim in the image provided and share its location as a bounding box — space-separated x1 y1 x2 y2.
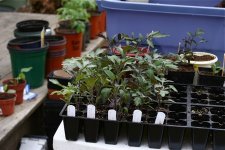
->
55 27 82 35
188 52 218 68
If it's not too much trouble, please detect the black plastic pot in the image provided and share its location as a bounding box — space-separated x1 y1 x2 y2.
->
103 120 120 144
127 122 144 147
47 70 74 90
198 68 225 87
147 124 164 148
168 126 185 150
8 36 41 49
192 128 209 150
167 71 194 84
59 104 81 141
16 20 49 32
84 118 100 143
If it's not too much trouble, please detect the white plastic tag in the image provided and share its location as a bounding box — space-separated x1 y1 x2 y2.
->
87 104 96 119
67 105 76 117
132 109 142 123
108 109 117 121
155 112 166 124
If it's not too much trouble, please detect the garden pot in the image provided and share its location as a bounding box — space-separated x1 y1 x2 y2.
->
198 67 225 87
2 79 26 105
89 12 101 39
192 128 209 150
84 118 100 143
103 120 120 144
0 93 16 116
14 28 52 38
84 22 91 44
168 126 185 150
127 122 144 147
47 89 64 101
99 11 106 33
45 35 66 76
147 124 164 148
47 69 73 90
8 36 41 49
166 64 195 84
59 104 81 141
0 5 15 12
7 43 48 88
187 52 218 68
55 27 83 58
16 20 49 32
0 0 27 10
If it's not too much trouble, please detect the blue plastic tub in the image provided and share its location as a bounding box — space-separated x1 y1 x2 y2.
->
100 0 225 62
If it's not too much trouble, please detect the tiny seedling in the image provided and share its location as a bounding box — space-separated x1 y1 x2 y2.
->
3 67 32 93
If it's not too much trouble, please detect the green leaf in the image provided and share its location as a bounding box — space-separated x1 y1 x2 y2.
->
104 69 116 81
101 87 112 100
21 67 32 73
134 97 142 106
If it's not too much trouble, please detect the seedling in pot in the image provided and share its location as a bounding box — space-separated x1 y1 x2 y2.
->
3 67 32 93
179 28 207 64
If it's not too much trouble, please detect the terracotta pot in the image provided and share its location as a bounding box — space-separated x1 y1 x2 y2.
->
47 89 64 101
89 12 101 39
0 92 16 116
55 28 83 58
3 79 26 105
99 11 106 33
45 35 66 76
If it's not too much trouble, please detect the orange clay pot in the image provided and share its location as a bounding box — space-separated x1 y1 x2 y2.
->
47 89 64 101
3 79 26 105
90 12 101 39
55 28 83 58
0 92 16 116
45 35 66 76
99 11 106 33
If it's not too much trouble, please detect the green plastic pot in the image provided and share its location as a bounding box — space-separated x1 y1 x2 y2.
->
8 44 48 88
0 0 27 10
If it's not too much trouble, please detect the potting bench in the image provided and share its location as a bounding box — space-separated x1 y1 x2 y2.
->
0 12 105 150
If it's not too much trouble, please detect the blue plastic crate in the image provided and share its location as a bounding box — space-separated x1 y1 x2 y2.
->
100 0 225 62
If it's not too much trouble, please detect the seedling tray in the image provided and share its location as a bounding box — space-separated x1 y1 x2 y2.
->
60 84 225 149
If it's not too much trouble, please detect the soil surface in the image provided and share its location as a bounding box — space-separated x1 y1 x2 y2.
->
177 64 194 72
191 54 215 61
0 93 15 100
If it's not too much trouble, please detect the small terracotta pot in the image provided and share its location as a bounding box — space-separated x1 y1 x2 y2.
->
55 27 83 58
2 79 26 105
0 92 16 116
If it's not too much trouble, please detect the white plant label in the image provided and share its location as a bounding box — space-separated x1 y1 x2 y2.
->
108 109 117 121
67 105 76 117
155 112 166 124
132 109 142 123
87 104 96 119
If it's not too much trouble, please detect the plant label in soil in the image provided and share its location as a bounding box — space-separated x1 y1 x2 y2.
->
87 104 96 119
108 109 117 121
155 112 166 124
67 105 76 117
132 110 142 123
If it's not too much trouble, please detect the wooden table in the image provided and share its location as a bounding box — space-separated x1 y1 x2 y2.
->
0 12 105 150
